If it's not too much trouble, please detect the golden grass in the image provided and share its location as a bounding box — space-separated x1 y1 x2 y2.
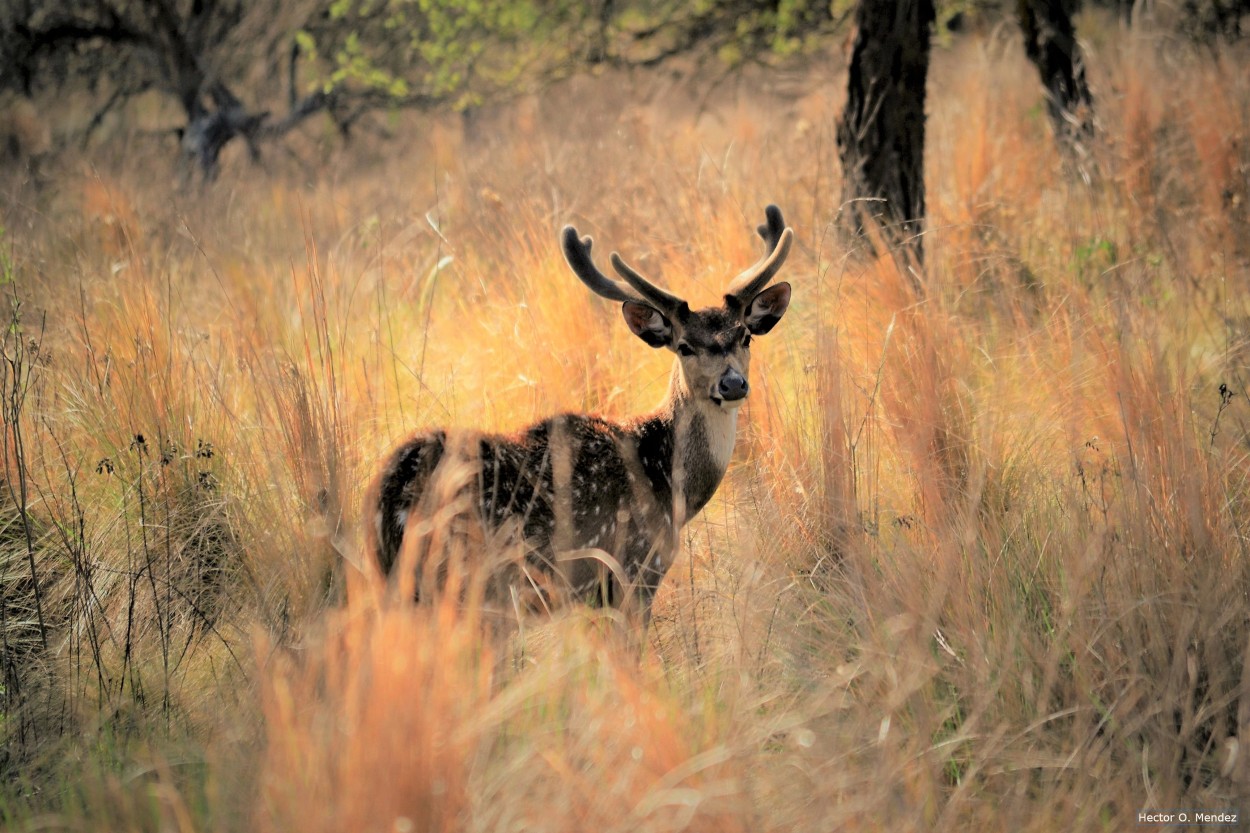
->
2 18 1250 831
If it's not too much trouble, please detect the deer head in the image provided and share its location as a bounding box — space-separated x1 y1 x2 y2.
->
561 205 793 408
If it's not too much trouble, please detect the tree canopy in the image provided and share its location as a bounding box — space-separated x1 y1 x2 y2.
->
4 0 1240 180
0 0 860 175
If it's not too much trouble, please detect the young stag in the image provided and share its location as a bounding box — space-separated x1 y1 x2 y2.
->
367 206 794 621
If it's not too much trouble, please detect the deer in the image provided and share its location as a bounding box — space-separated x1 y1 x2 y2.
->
365 205 794 624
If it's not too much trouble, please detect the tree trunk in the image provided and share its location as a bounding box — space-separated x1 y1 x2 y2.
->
1181 0 1250 43
179 75 329 181
1016 0 1094 155
836 0 935 271
180 104 266 180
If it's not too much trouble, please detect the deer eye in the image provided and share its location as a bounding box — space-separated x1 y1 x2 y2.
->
677 343 695 357
741 333 752 349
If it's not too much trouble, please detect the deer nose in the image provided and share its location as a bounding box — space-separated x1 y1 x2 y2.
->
717 369 749 401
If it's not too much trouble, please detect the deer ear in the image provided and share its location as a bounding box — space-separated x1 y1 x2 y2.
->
622 301 673 348
744 282 791 335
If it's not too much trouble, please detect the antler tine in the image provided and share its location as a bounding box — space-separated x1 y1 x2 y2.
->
726 205 794 301
757 203 786 253
561 225 643 304
609 252 686 316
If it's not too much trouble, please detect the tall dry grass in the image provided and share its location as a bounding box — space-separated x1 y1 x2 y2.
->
2 15 1249 831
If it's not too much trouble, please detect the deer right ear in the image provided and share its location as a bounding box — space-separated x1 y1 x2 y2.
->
622 301 673 348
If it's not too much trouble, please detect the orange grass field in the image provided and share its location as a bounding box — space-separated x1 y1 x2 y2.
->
2 18 1250 832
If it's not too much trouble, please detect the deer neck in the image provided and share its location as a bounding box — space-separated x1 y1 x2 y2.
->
650 360 740 518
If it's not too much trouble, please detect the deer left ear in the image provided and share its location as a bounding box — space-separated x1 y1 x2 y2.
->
744 282 791 335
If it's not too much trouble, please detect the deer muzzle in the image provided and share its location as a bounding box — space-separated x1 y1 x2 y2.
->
715 368 749 403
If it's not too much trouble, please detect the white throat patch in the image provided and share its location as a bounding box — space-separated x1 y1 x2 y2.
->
699 401 739 473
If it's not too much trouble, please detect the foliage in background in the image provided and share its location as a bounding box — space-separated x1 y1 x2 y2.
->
2 0 1243 178
0 0 857 175
297 0 580 116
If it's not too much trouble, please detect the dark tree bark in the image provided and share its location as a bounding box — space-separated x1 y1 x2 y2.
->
836 0 935 271
1 1 332 181
1181 0 1250 42
1016 0 1095 155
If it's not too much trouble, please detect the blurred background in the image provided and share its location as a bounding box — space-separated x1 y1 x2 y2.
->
1 1 1249 830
